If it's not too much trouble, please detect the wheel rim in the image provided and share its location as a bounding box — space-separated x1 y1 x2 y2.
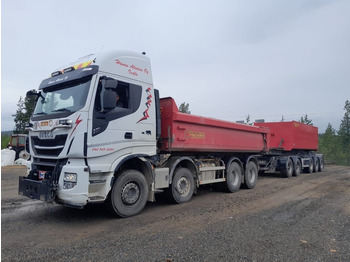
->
247 168 256 183
176 176 190 196
287 160 293 174
121 182 140 205
231 169 240 186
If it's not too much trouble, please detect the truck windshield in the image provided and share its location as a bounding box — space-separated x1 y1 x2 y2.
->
33 77 91 116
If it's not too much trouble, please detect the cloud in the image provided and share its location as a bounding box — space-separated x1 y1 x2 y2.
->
2 0 349 133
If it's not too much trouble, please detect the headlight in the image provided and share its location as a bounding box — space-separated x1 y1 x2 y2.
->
64 173 77 182
63 173 77 189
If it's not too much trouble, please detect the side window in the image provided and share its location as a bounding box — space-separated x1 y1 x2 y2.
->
92 76 143 136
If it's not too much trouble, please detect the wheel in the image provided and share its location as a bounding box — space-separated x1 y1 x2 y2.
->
305 159 314 173
224 162 242 193
314 158 319 173
243 161 258 189
170 168 194 204
281 158 293 178
293 159 301 177
108 170 149 218
318 157 324 172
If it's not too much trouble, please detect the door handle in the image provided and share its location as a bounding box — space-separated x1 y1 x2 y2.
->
125 132 133 139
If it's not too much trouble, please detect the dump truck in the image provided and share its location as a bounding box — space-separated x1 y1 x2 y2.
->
19 50 323 217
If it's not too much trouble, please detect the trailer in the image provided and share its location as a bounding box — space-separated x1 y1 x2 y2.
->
19 50 323 217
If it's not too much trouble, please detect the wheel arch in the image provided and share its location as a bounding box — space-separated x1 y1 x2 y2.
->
165 156 198 185
112 155 155 194
244 155 259 171
224 156 244 178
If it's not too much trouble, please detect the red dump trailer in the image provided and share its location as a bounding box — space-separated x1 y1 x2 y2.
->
159 97 270 153
156 97 323 198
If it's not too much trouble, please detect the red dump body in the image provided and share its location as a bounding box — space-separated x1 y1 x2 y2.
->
254 121 318 151
159 97 270 153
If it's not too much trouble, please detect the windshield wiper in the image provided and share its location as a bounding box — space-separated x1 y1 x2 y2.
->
52 108 72 113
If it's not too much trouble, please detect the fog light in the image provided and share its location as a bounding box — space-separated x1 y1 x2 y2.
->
63 173 77 189
63 182 76 189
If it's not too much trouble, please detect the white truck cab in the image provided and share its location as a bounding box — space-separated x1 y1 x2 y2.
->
20 51 161 217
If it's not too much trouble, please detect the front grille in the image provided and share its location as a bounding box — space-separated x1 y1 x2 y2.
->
31 135 68 157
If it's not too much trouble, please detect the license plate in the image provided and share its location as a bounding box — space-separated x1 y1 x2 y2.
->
39 131 54 139
38 170 46 180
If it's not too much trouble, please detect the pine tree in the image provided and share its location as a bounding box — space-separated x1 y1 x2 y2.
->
338 100 350 165
179 102 191 114
12 92 36 134
319 123 338 164
246 114 251 124
300 114 313 125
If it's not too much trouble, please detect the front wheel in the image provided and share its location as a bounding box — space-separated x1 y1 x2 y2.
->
108 170 149 218
170 168 194 204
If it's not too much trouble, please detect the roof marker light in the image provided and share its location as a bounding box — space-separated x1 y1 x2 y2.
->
51 71 62 77
63 67 75 73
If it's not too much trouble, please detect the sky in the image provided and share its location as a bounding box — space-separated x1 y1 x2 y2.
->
1 0 350 133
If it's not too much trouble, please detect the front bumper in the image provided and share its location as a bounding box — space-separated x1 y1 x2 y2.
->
18 158 90 208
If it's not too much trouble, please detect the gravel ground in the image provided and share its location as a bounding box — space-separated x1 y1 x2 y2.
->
1 165 350 261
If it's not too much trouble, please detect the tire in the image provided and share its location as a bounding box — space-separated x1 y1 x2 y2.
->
281 158 293 178
224 162 242 193
305 159 314 173
170 168 194 204
314 158 319 173
243 161 258 189
108 170 149 218
318 157 324 172
293 159 301 177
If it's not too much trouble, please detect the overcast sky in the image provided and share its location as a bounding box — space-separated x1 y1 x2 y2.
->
2 0 350 133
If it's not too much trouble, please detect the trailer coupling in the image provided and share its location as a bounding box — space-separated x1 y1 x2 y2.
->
18 170 58 202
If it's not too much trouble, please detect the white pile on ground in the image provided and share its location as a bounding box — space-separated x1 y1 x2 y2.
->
1 149 16 166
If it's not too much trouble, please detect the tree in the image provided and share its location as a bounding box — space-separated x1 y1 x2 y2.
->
12 91 36 134
245 114 251 124
179 102 191 114
338 100 350 165
319 123 338 164
300 114 313 125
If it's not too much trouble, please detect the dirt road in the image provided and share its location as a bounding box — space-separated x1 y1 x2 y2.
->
2 165 350 261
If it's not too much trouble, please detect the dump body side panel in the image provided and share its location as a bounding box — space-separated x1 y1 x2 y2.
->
255 121 318 151
159 97 270 153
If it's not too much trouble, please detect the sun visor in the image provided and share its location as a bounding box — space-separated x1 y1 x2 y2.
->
39 65 99 90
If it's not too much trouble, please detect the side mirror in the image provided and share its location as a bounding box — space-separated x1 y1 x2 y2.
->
103 90 116 111
26 90 38 97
